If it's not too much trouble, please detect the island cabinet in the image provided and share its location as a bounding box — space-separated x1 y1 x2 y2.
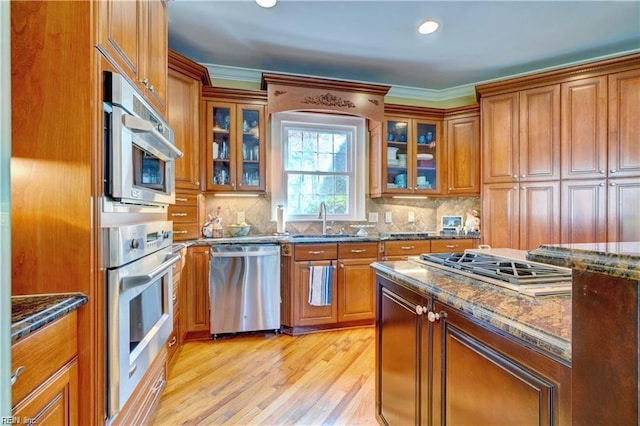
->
281 242 378 334
97 0 168 115
376 276 571 426
182 246 211 341
11 312 79 425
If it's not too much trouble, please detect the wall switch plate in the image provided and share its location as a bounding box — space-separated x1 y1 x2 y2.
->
385 212 393 223
368 212 379 223
236 212 245 224
408 211 415 223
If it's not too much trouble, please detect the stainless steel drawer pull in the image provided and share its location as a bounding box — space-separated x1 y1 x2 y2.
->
175 230 188 234
10 366 25 386
446 244 459 248
401 246 415 250
168 336 177 347
308 250 325 255
350 249 366 253
176 197 189 202
171 213 188 217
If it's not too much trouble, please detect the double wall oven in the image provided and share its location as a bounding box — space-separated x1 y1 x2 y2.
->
102 71 183 420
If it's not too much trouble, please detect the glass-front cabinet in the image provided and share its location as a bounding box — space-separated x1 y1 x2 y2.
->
205 102 266 192
383 115 441 194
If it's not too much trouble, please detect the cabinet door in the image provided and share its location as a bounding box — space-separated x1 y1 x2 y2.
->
236 104 266 192
168 69 201 191
383 116 411 194
518 181 560 250
482 93 519 183
376 277 429 426
608 177 640 242
414 120 441 193
446 115 480 195
561 179 607 244
561 76 608 179
519 85 560 181
293 260 337 326
337 257 376 322
434 308 555 426
481 183 520 249
183 247 210 339
206 102 237 191
609 69 640 177
142 0 167 113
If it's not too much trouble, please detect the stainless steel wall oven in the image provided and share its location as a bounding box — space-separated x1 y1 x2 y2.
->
103 71 182 211
105 221 178 419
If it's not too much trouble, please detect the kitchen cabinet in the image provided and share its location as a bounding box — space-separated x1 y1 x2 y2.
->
182 246 211 341
482 181 560 250
382 240 432 261
204 101 266 193
282 242 377 333
482 86 560 184
97 0 168 115
444 109 480 195
376 276 570 426
381 115 442 194
11 311 79 425
430 238 478 253
167 245 187 368
168 49 210 191
168 193 205 241
608 68 640 177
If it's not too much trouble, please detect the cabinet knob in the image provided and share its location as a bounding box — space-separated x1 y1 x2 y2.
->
148 85 155 93
427 310 447 323
139 78 149 87
599 170 606 174
599 183 605 187
168 336 177 347
513 186 518 190
195 181 200 186
610 182 617 186
521 174 526 178
415 305 427 315
610 169 617 174
513 175 518 179
340 263 344 268
521 186 526 190
10 366 25 386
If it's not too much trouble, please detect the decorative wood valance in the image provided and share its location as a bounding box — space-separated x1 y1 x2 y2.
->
261 73 391 127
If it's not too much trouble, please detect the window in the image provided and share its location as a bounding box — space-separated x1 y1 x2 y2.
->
271 112 366 222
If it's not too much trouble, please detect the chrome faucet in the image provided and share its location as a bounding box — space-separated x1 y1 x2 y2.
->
318 201 328 235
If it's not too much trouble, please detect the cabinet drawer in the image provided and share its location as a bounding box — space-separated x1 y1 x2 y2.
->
338 242 379 259
294 244 338 261
168 206 199 223
430 239 476 253
384 240 431 257
11 311 78 407
173 223 201 241
173 194 200 205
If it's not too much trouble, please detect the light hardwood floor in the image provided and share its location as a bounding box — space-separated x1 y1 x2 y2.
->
151 327 377 426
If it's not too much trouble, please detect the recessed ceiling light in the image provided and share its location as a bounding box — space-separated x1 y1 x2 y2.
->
418 20 439 35
256 0 277 8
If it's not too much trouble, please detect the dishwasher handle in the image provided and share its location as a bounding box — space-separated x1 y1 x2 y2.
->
210 248 279 258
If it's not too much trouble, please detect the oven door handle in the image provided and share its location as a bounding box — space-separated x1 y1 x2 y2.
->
121 254 181 290
121 114 184 159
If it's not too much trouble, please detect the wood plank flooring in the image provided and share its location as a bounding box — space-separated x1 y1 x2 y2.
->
150 327 377 426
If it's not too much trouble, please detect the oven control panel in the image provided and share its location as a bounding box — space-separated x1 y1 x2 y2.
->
106 221 173 267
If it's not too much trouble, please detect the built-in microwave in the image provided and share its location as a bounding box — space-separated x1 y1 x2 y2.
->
103 72 182 212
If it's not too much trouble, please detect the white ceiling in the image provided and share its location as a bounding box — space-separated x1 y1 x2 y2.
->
168 0 640 99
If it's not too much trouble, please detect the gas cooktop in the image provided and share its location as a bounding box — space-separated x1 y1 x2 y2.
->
417 249 572 296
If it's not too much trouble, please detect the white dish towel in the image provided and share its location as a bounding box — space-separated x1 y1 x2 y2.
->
308 263 333 306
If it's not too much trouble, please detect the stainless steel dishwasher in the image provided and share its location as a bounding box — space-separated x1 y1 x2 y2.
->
209 244 281 336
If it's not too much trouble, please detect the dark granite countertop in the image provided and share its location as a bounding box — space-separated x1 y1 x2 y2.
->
527 241 640 281
11 293 88 344
371 259 572 364
190 231 480 245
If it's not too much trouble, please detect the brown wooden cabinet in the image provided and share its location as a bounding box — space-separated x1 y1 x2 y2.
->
609 68 640 178
182 246 211 341
167 245 187 368
337 243 377 322
376 276 570 426
382 240 432 261
11 312 79 425
444 109 480 195
97 0 168 114
204 101 267 193
168 193 205 241
607 177 640 242
168 50 210 191
481 92 520 184
430 238 477 253
483 181 560 250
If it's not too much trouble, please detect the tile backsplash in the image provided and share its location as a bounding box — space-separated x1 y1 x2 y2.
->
203 195 480 237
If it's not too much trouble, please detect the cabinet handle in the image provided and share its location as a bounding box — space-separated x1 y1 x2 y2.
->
195 181 200 186
139 78 149 87
599 183 605 187
168 336 177 347
445 244 459 249
175 197 189 202
599 170 606 174
308 250 325 255
172 294 177 302
10 366 25 386
400 246 415 250
148 85 155 93
521 186 526 190
427 310 447 323
350 249 366 253
521 174 526 178
610 169 617 174
171 213 188 217
174 230 188 234
151 378 166 394
415 305 427 315
340 263 344 268
610 182 617 186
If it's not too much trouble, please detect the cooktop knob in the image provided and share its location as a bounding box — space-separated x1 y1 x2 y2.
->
130 239 140 249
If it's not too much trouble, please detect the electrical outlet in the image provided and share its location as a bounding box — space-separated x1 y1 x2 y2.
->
236 211 245 224
385 211 393 223
368 212 379 223
408 211 415 223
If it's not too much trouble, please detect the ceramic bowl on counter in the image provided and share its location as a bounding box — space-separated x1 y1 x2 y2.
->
227 224 250 237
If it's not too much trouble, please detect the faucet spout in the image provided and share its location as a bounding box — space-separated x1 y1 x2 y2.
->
318 201 327 235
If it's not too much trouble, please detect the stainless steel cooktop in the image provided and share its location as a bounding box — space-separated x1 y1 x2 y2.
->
417 249 572 296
